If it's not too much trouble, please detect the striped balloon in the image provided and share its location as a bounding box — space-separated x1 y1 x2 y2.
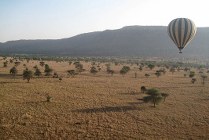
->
167 18 197 53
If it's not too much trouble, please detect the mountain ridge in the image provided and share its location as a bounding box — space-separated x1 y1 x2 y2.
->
0 26 209 58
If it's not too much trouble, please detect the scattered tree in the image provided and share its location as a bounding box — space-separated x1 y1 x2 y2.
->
44 64 53 76
143 88 163 107
34 68 42 76
10 66 18 78
3 61 8 67
147 64 155 70
23 68 33 83
141 86 147 93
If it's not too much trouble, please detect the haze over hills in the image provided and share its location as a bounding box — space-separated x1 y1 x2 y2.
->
0 26 209 59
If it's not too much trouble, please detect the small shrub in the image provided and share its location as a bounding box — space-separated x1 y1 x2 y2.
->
145 73 150 78
191 78 196 84
141 86 146 93
46 95 52 102
120 66 130 76
3 61 8 67
90 66 98 75
189 71 195 78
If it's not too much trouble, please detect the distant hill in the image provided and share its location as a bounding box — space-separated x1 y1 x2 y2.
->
0 26 209 58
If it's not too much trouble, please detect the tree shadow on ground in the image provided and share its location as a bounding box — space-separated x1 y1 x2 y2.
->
119 92 141 95
127 100 144 106
0 74 23 80
0 81 20 84
159 85 203 89
72 105 141 113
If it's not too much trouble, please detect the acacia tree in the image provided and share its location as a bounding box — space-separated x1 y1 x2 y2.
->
143 88 163 107
34 68 42 76
23 68 33 83
10 66 18 78
147 64 155 70
44 64 53 76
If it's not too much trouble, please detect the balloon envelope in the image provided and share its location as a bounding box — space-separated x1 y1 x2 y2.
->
167 18 197 53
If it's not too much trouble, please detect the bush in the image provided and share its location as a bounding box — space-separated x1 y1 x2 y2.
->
67 70 77 77
155 71 161 77
145 73 150 78
147 64 155 70
120 66 130 76
90 66 98 74
3 61 8 67
107 69 114 76
191 78 196 84
189 71 195 78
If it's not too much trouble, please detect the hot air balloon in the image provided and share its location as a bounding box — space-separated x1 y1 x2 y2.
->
167 18 197 53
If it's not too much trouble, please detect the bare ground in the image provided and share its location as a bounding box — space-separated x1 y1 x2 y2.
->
0 59 209 139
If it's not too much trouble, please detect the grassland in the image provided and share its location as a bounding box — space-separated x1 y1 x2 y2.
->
0 57 209 139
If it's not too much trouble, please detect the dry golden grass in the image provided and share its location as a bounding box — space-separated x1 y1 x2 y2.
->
0 58 209 139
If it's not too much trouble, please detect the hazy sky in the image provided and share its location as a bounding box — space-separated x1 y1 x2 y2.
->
0 0 208 42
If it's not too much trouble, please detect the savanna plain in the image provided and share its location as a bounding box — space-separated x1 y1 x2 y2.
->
0 57 209 140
